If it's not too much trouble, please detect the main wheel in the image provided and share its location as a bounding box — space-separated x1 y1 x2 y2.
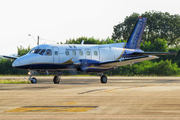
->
53 76 60 84
31 77 37 84
101 75 107 84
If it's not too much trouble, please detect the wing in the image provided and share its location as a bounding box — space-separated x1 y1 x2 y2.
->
3 55 18 60
99 55 159 67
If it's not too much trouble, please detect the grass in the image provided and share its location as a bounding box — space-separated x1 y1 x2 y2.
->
0 79 31 84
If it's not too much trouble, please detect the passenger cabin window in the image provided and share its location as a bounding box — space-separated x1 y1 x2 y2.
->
39 49 46 55
45 49 52 56
79 51 83 56
65 51 69 56
72 51 76 55
94 51 98 56
55 51 58 55
86 51 90 56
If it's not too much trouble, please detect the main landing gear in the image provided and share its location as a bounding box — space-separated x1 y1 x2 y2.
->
101 75 107 83
98 73 107 84
53 76 60 84
53 71 62 84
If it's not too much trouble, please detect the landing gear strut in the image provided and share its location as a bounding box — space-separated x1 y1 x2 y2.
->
53 71 62 84
28 71 37 84
98 73 107 84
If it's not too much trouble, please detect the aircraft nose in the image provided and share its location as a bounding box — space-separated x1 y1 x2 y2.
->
12 60 20 67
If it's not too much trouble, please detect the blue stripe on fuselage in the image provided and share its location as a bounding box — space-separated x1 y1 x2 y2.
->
13 59 114 73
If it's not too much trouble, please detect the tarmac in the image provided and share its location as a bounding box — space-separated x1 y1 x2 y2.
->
0 76 180 120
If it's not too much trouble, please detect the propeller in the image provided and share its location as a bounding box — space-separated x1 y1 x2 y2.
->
67 61 81 75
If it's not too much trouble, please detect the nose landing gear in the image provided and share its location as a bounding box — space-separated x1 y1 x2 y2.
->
28 71 37 84
30 77 37 84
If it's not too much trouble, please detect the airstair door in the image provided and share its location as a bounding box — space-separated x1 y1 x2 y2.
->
53 47 59 63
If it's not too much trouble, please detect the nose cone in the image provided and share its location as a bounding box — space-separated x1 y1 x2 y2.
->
12 60 20 67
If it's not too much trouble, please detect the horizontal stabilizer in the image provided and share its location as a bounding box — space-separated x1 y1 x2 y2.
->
99 55 159 67
3 55 18 60
132 51 177 56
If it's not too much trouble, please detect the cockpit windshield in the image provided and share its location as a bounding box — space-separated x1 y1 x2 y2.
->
34 49 42 54
29 48 52 56
29 48 36 54
29 48 42 54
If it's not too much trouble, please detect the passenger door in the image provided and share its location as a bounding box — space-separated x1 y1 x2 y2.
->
53 47 59 63
92 47 99 61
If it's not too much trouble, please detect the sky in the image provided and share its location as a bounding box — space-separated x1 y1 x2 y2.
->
0 0 180 55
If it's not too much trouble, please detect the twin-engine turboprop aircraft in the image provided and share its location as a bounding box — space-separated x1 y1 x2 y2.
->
3 17 176 84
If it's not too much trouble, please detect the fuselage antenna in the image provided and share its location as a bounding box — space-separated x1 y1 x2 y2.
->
81 40 84 45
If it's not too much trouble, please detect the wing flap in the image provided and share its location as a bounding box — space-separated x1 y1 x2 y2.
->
99 55 159 67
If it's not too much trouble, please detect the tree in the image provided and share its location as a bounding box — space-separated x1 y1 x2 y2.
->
65 37 123 45
65 37 102 44
112 11 180 46
0 58 27 75
140 38 168 52
17 45 31 56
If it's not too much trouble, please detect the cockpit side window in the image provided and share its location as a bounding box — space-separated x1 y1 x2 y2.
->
44 49 52 56
39 49 46 55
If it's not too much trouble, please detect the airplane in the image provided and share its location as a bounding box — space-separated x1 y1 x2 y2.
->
3 17 176 84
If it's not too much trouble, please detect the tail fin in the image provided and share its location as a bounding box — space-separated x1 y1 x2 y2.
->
125 17 147 49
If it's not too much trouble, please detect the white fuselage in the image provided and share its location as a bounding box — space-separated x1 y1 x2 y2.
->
13 43 126 69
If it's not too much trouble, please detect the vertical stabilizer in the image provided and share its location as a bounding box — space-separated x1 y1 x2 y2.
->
125 17 147 49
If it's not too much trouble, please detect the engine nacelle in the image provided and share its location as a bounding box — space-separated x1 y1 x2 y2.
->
76 59 114 73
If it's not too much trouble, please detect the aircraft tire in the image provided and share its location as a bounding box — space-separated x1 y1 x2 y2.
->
31 77 37 84
101 75 107 84
53 76 60 84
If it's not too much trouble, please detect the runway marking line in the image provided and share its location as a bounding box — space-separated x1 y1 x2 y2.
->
59 102 77 105
78 89 106 94
5 106 98 112
2 116 180 119
102 88 119 93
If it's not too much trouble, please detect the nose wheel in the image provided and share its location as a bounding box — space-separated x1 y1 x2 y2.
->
30 77 37 84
